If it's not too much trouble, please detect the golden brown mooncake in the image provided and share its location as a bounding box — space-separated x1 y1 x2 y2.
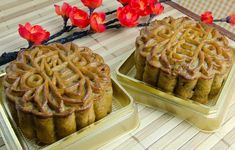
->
135 16 234 104
3 43 112 144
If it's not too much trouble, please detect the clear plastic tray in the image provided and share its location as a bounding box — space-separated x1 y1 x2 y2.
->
116 49 235 132
0 71 139 150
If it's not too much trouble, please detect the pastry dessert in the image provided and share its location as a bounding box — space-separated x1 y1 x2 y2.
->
3 43 112 144
135 16 233 104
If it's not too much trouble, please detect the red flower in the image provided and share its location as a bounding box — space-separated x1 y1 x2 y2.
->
54 2 72 18
201 11 213 24
69 7 90 28
130 0 157 16
227 14 235 26
18 22 50 45
150 2 164 15
117 0 131 5
81 0 102 9
90 12 106 33
117 5 139 27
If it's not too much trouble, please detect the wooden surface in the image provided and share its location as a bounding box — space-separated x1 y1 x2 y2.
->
0 0 235 150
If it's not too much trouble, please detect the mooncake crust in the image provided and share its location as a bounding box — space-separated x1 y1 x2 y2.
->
3 42 112 144
135 16 233 103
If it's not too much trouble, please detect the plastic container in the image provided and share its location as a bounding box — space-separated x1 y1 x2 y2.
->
116 49 235 132
0 71 139 150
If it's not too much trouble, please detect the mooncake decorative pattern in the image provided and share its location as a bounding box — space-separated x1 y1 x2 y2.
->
3 43 112 144
135 16 233 104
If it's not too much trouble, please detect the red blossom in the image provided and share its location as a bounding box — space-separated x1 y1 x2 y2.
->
90 12 106 33
201 11 213 24
150 2 164 15
81 0 102 9
117 5 139 27
117 0 131 5
69 7 90 28
18 22 50 45
54 2 72 18
130 0 157 16
228 14 235 26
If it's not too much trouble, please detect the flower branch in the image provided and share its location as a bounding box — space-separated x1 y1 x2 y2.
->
0 52 18 66
43 25 75 43
105 10 117 15
104 18 119 26
46 21 149 45
47 30 92 44
201 11 235 25
2 0 235 67
0 0 167 66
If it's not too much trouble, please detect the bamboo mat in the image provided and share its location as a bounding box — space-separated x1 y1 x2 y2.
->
1 0 235 150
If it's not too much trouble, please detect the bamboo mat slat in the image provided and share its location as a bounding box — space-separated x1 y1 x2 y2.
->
0 1 235 150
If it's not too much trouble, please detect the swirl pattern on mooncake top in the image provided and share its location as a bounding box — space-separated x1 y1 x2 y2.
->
135 17 233 104
3 43 112 144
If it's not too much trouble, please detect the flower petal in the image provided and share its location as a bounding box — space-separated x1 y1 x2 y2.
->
69 7 90 28
18 24 31 40
117 0 131 5
31 32 47 45
61 2 72 17
117 5 139 27
229 14 235 26
97 24 106 32
31 25 44 33
90 12 106 32
151 3 164 15
81 0 102 9
18 22 50 45
25 22 32 30
54 4 62 16
201 11 213 24
130 0 152 16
